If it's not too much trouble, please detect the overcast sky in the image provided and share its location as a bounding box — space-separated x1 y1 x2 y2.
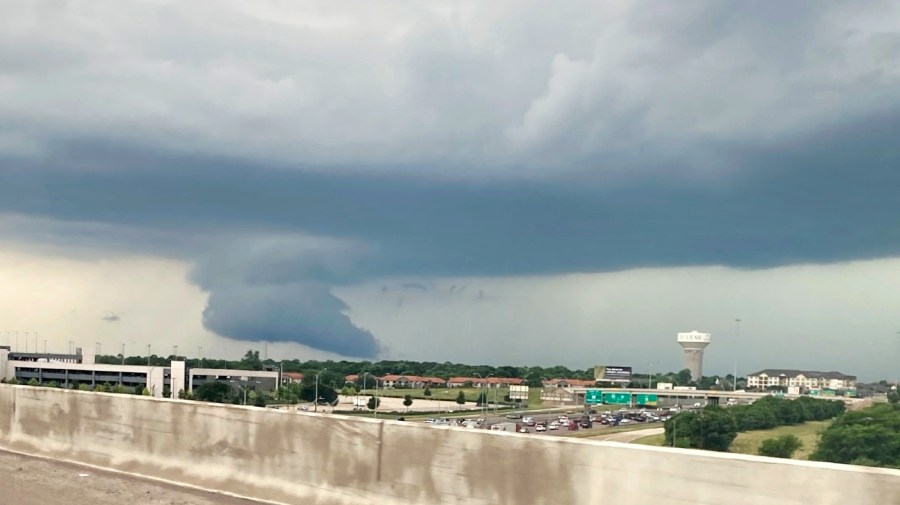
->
1 1 898 380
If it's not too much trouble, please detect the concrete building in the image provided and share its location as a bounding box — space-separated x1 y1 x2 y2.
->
541 378 596 388
746 369 857 391
448 377 526 388
0 346 182 398
1 346 282 400
188 368 280 397
677 331 711 382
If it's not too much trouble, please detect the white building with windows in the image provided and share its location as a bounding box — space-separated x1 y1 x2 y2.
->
746 369 856 390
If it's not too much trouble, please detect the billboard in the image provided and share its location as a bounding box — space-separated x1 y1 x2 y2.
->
509 385 530 400
594 365 633 382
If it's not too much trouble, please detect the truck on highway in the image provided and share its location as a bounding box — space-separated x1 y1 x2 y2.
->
491 422 526 433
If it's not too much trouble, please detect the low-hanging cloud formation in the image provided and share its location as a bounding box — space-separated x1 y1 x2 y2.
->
0 1 899 359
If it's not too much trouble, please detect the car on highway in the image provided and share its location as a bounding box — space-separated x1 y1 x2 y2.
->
558 415 569 423
548 421 560 430
535 423 547 432
506 413 523 419
518 425 528 433
523 416 535 426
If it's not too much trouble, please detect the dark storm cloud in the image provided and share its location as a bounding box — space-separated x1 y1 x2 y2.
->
1 1 898 357
3 109 899 278
201 282 379 358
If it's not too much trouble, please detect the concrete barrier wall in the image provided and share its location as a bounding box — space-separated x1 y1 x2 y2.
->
0 385 897 505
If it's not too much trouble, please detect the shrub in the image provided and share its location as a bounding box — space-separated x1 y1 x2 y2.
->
758 434 803 458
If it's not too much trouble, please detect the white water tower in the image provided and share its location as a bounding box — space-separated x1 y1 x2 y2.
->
677 331 711 382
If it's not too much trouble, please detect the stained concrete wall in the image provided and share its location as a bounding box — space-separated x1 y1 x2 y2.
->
0 385 897 505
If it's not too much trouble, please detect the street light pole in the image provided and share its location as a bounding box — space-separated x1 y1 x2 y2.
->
315 368 327 413
734 318 742 392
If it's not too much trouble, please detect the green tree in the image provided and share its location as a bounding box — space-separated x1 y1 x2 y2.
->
367 396 381 410
403 394 413 412
240 350 263 371
424 387 432 397
664 407 737 452
476 390 488 406
194 381 233 403
299 383 337 404
27 378 39 386
142 387 151 396
811 403 900 468
887 390 899 404
455 390 467 405
675 369 693 386
758 434 803 458
46 381 59 388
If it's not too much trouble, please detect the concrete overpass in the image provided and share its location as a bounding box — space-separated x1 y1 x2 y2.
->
0 385 895 504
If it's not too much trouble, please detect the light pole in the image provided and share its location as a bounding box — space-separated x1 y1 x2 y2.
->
121 343 126 365
147 344 151 366
361 371 379 417
734 319 742 392
198 346 203 367
315 368 327 413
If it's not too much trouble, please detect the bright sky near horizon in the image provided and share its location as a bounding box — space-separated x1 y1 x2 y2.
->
1 1 898 380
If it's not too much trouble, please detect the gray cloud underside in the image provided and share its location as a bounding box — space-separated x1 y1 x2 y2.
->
2 109 899 279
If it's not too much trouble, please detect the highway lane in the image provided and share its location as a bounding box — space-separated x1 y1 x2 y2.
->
1 450 263 505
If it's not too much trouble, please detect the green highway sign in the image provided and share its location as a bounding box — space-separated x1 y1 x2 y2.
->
585 389 603 404
635 394 658 406
602 392 631 405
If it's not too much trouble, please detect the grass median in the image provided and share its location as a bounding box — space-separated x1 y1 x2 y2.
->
632 419 832 459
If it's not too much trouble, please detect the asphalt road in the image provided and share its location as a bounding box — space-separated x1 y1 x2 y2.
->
1 450 263 505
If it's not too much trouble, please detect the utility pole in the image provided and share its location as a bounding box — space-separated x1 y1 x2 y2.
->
121 343 125 365
147 344 151 366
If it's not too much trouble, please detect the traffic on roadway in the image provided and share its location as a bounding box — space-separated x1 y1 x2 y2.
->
420 406 687 436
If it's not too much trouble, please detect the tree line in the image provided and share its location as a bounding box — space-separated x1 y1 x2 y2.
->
663 396 846 451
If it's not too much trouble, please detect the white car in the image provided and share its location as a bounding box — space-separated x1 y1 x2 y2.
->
535 424 547 432
548 422 560 430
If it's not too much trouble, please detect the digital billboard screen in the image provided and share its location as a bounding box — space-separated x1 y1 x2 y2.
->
594 365 632 382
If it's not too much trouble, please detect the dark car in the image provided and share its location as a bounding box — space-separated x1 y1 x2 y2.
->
506 413 523 419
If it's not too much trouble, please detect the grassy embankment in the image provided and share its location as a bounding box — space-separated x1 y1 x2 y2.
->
632 420 832 459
